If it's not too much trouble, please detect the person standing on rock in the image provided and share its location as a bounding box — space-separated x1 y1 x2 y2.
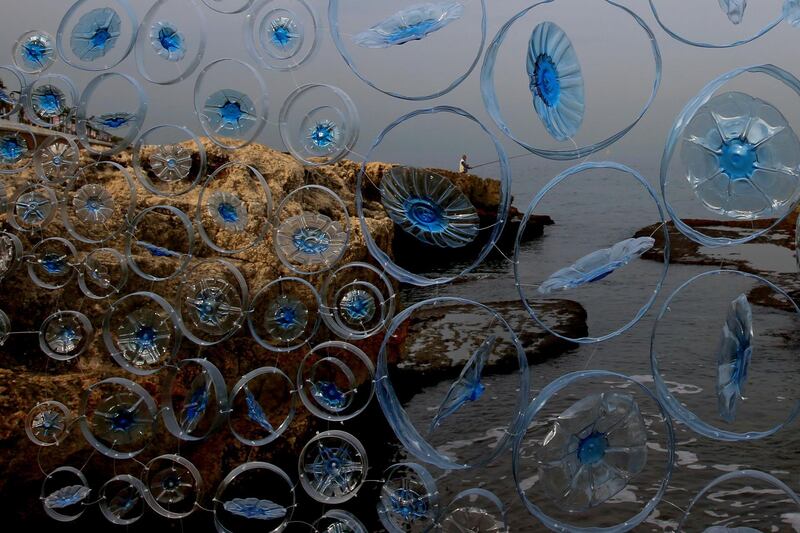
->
459 154 472 173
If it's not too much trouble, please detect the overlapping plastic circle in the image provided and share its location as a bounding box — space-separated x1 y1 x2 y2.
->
135 0 207 85
245 0 318 71
298 430 367 504
228 366 296 446
56 0 138 71
248 276 321 352
279 83 359 166
27 237 77 290
377 462 439 533
78 247 129 299
320 261 395 340
512 370 674 532
99 474 147 525
102 291 182 375
23 74 78 128
41 466 90 522
162 358 229 441
196 162 272 254
79 377 158 459
176 258 249 345
661 64 800 247
25 400 71 447
10 181 56 230
61 160 137 244
651 269 800 441
213 461 295 533
678 470 800 531
480 0 661 160
274 185 350 275
328 0 486 101
38 310 94 361
133 124 207 197
514 161 670 344
75 72 148 156
358 106 510 286
141 454 202 519
34 136 80 184
0 126 36 175
296 341 375 422
193 58 268 150
125 205 195 281
377 297 529 470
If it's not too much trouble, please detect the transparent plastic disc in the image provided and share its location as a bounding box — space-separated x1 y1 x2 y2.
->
162 358 229 441
132 124 207 197
27 237 77 289
196 162 272 254
377 462 439 533
39 310 94 361
23 74 78 128
41 466 90 522
25 400 71 446
79 377 158 459
0 126 36 175
297 341 375 422
279 83 358 166
56 0 138 71
298 430 367 504
78 247 129 299
102 291 182 375
228 366 296 446
125 205 194 282
142 454 202 519
99 474 147 525
244 0 318 71
13 30 56 73
34 136 80 184
248 276 321 352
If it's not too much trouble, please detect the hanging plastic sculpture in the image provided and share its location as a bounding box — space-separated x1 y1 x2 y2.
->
24 74 78 128
213 461 295 532
717 293 753 423
162 358 228 441
98 475 146 525
57 0 138 71
75 72 148 156
651 269 800 441
176 259 248 345
196 162 272 254
27 237 77 290
141 454 202 519
649 0 786 48
377 463 439 533
274 185 350 275
513 370 674 532
34 136 80 184
0 128 36 175
481 0 661 160
38 310 94 361
9 182 56 231
78 247 129 299
248 276 321 352
132 124 206 197
354 2 464 48
515 161 669 343
297 341 375 422
135 0 207 84
380 166 479 248
662 66 800 246
79 377 158 459
526 22 584 141
358 106 510 286
320 262 396 340
719 0 746 24
62 161 137 244
428 334 495 434
377 297 529 470
25 400 71 447
13 31 56 73
680 470 800 531
329 0 486 100
298 430 367 504
102 291 183 375
244 0 319 71
193 58 268 149
40 467 91 522
313 509 368 533
228 366 296 446
538 237 655 295
279 83 359 166
125 205 195 281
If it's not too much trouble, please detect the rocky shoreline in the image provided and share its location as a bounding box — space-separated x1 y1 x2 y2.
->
0 139 585 528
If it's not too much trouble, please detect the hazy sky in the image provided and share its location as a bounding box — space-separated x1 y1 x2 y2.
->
1 0 798 202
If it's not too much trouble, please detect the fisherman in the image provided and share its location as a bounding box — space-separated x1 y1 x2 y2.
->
459 154 471 173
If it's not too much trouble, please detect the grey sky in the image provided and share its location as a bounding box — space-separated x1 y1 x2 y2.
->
1 0 797 203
